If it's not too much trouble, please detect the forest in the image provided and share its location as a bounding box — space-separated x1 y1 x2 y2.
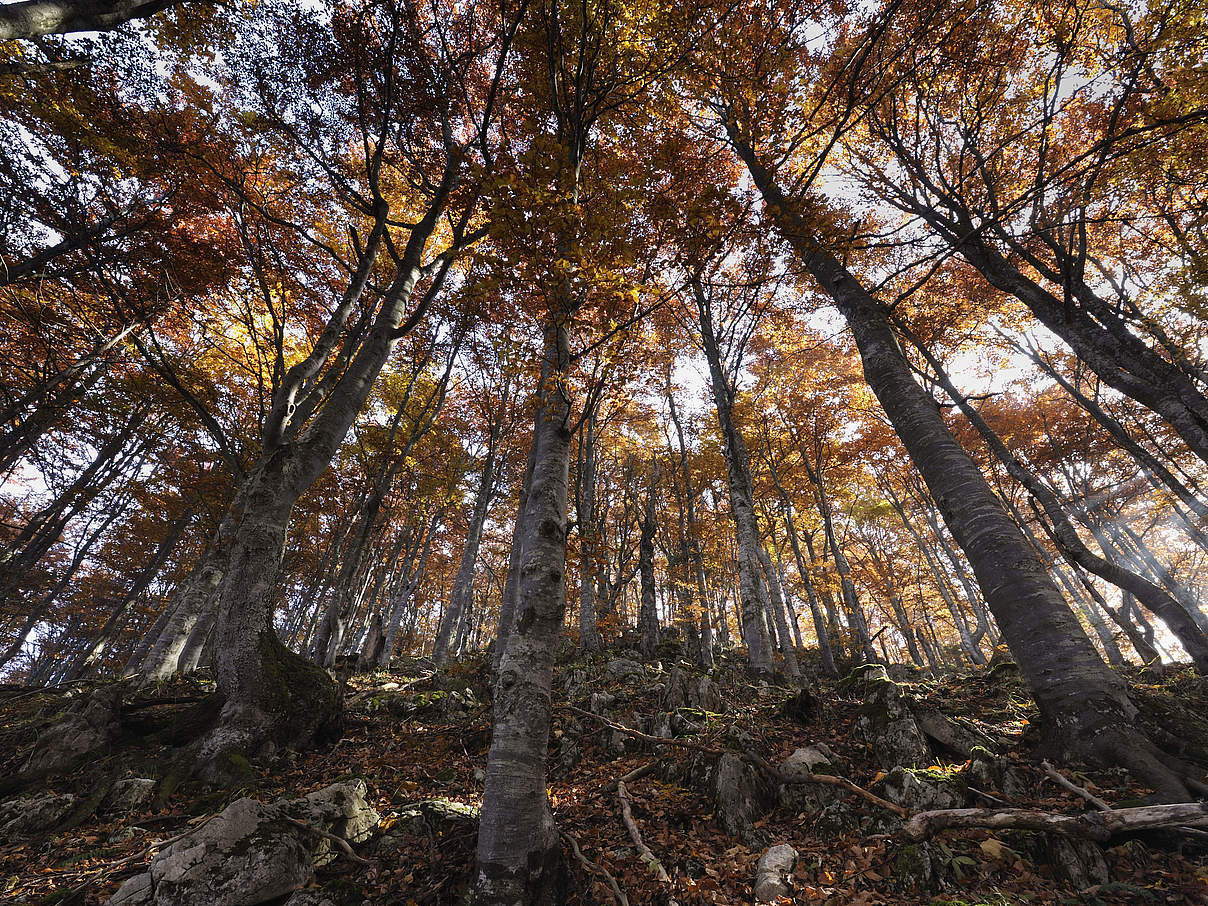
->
0 0 1207 903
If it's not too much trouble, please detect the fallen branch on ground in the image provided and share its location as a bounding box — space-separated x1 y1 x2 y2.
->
562 831 629 906
901 802 1208 842
346 673 435 707
1041 759 1112 811
565 704 908 817
617 779 671 883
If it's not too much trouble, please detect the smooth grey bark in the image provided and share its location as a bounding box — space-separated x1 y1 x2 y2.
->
813 474 875 663
574 406 601 651
756 542 800 680
474 319 569 904
885 485 987 665
434 447 498 664
315 355 452 664
782 508 838 676
733 135 1194 795
694 278 773 677
135 537 226 684
0 0 189 40
905 334 1208 672
380 514 440 667
665 373 713 668
638 462 659 656
493 396 539 671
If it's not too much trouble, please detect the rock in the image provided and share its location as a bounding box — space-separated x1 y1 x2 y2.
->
1046 835 1108 888
753 843 798 902
106 779 157 814
588 691 616 714
661 666 688 710
649 712 674 739
708 754 772 845
685 675 724 712
282 881 362 906
0 791 77 840
107 797 312 906
778 746 843 813
852 673 932 770
281 890 337 906
108 781 379 906
779 746 832 779
280 779 380 865
606 658 644 680
967 748 1030 799
872 766 967 811
812 800 860 836
28 684 123 771
554 718 583 779
724 724 755 750
778 687 819 725
912 709 995 759
670 709 707 736
892 842 934 890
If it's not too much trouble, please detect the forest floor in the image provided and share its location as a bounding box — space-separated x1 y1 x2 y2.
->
1 648 1206 906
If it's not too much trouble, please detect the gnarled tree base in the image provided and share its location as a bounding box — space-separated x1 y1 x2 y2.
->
194 634 343 785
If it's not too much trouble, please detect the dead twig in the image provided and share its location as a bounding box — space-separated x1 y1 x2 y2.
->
1041 760 1112 811
616 779 671 883
901 802 1208 842
562 830 629 906
565 704 909 818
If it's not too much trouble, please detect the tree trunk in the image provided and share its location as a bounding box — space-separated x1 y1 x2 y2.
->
906 334 1208 673
756 542 800 680
733 136 1196 796
59 508 191 681
695 280 773 677
638 462 659 656
575 408 601 651
435 449 498 664
474 320 569 904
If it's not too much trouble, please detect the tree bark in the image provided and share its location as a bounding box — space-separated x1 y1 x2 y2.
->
435 447 498 664
905 332 1208 672
731 133 1195 796
474 319 569 905
695 278 773 677
0 0 190 41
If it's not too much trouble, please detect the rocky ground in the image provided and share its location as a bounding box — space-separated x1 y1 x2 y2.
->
1 646 1206 905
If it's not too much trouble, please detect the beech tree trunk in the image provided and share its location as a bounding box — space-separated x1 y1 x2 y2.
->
474 320 569 905
907 336 1208 673
0 0 189 41
733 135 1197 796
638 462 659 656
756 542 800 680
434 448 498 664
575 408 601 651
695 279 773 677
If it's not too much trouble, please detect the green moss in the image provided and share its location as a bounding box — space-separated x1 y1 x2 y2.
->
257 632 343 744
894 843 932 887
